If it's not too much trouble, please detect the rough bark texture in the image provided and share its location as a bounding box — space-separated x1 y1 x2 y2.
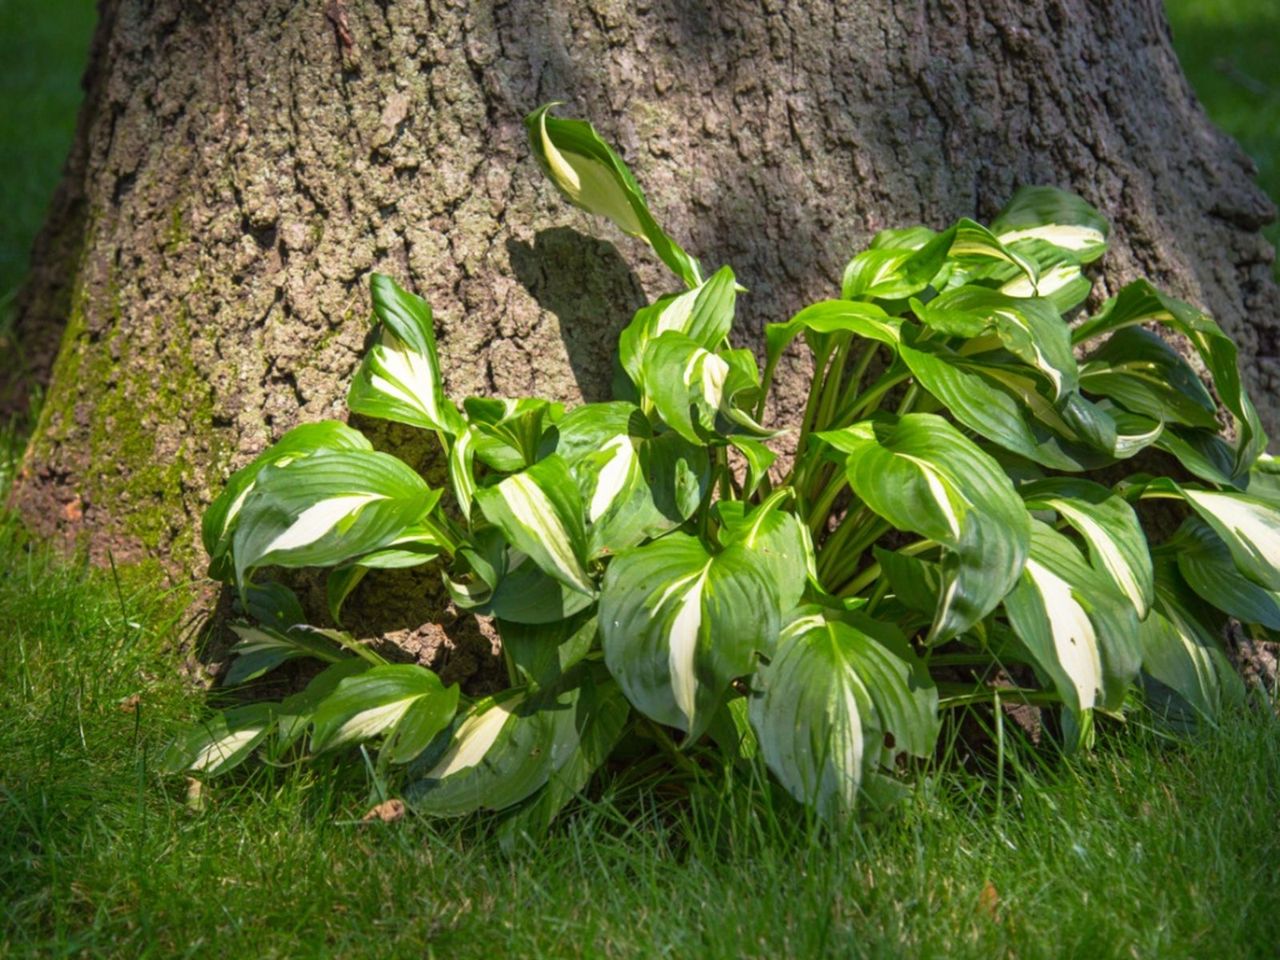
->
6 0 1279 677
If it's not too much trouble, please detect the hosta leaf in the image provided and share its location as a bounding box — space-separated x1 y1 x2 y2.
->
1002 521 1141 714
273 658 370 754
749 607 938 820
310 664 458 755
239 580 306 631
1079 326 1219 429
464 397 562 473
526 104 702 288
161 703 275 777
1150 425 1243 488
641 332 768 444
499 613 599 690
618 266 736 386
990 186 1110 264
729 437 776 498
920 287 1077 400
999 255 1093 313
448 425 477 520
1140 562 1243 719
1073 280 1265 475
231 450 438 586
873 546 943 615
764 300 900 379
474 455 594 596
600 532 780 737
715 494 811 612
324 524 450 622
202 421 372 580
818 413 1030 643
347 274 464 436
946 218 1039 284
406 683 584 816
1168 518 1280 629
553 402 645 464
573 429 709 557
841 227 955 301
1020 478 1154 618
223 623 347 686
495 675 631 843
1163 483 1280 591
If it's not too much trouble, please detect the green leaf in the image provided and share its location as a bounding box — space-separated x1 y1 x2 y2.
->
1001 521 1141 714
715 494 811 612
406 683 584 816
346 274 464 435
161 703 275 777
841 227 955 301
729 437 776 498
618 266 737 387
641 332 769 444
1140 562 1244 719
764 300 900 382
599 532 781 737
989 186 1110 264
310 664 458 755
1074 280 1265 475
818 413 1030 643
464 397 562 473
919 287 1078 401
526 104 702 288
499 613 599 690
1079 326 1219 429
223 623 348 686
202 421 372 580
495 675 631 843
1171 484 1280 592
1168 518 1280 628
1020 478 1154 618
873 546 942 615
749 607 938 819
474 455 594 596
231 450 439 587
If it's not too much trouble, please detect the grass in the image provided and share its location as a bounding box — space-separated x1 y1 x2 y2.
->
1 518 1278 958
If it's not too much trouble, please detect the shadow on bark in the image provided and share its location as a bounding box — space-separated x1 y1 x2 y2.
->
506 228 647 403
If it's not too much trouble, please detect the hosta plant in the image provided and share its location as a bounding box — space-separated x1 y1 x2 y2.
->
167 105 1280 825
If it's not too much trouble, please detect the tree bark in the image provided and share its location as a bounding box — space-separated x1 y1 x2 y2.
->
8 0 1278 571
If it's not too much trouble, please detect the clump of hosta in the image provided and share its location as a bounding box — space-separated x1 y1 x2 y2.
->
167 104 1280 827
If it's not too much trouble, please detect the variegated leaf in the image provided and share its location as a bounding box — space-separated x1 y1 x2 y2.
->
818 413 1030 643
599 533 780 737
310 664 458 757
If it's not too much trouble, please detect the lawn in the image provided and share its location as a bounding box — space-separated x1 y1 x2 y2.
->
2 2 1279 957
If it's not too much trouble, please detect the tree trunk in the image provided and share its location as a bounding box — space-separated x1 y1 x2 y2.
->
9 0 1278 570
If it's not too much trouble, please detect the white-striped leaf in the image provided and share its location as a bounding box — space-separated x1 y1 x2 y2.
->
990 186 1110 264
1079 326 1219 430
1020 478 1154 618
231 449 438 586
817 414 1030 643
1154 482 1280 592
917 287 1077 400
310 664 458 757
407 682 584 816
618 266 736 386
1073 280 1265 475
161 703 275 777
223 623 349 686
1140 562 1243 719
749 607 937 820
1168 518 1280 629
202 421 372 580
526 104 702 288
599 533 781 737
347 273 464 435
715 493 812 612
464 397 562 472
1002 521 1141 714
641 332 769 444
474 455 594 596
448 425 477 520
764 300 900 381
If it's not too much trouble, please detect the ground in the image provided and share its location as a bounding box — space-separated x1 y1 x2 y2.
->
2 2 1279 957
